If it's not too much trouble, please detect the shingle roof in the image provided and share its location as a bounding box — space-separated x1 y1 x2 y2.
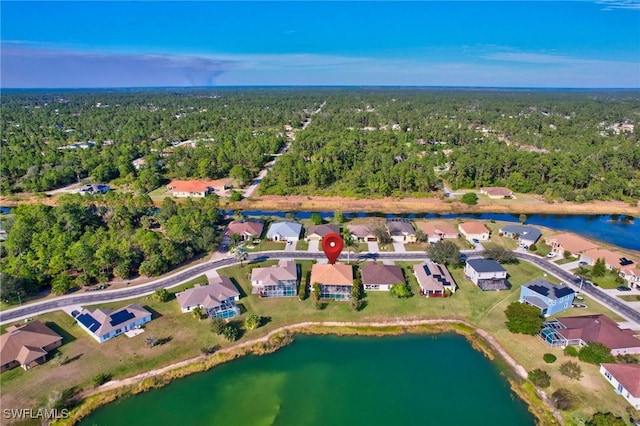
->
556 314 640 351
310 263 353 286
545 233 598 254
500 225 542 243
168 179 231 193
459 221 489 235
601 363 640 397
386 219 415 236
583 248 636 270
481 187 513 197
251 260 297 286
414 261 457 292
266 221 302 238
76 304 151 338
360 263 405 286
416 222 459 237
466 258 506 273
307 224 340 238
0 321 62 367
347 224 375 238
175 276 240 310
524 279 574 300
225 220 265 238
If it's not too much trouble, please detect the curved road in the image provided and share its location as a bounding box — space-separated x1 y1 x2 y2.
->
1 250 638 326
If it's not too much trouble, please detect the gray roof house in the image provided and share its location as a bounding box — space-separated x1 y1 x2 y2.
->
75 304 152 343
266 221 303 242
251 260 298 297
414 261 457 297
499 225 542 248
360 263 405 291
175 276 241 319
306 224 340 241
386 219 417 243
464 258 509 290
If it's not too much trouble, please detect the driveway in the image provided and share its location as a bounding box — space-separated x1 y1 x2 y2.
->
285 241 297 252
308 240 320 252
393 242 406 253
558 260 582 271
367 241 379 253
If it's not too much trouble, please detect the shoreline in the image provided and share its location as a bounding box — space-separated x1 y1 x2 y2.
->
60 320 560 426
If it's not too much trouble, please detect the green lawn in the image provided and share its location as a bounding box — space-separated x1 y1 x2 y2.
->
245 239 287 252
296 240 309 251
619 294 640 302
404 242 429 252
555 256 579 265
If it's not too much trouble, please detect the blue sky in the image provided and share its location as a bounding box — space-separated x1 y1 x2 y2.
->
2 1 639 88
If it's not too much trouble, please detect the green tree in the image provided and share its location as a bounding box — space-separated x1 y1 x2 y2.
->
578 342 615 365
559 361 583 380
153 288 170 302
333 210 345 224
310 213 323 225
343 234 358 264
244 314 262 330
427 240 462 267
234 245 248 267
528 369 551 388
390 283 412 298
460 192 478 205
586 412 627 426
372 224 392 247
222 324 239 342
229 165 252 186
484 246 518 264
592 258 607 277
51 274 74 296
519 214 527 224
504 302 543 335
211 318 226 335
192 306 207 320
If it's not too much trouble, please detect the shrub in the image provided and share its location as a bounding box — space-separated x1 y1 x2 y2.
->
222 324 239 342
460 192 478 205
389 283 412 298
543 353 557 364
578 342 615 365
616 353 639 364
528 369 551 388
586 412 627 426
528 243 538 252
152 288 170 302
559 361 582 380
551 388 575 410
244 314 262 330
563 346 579 357
504 302 544 335
93 372 112 387
211 318 226 335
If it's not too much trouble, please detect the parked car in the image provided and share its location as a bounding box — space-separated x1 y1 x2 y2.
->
546 252 556 258
617 286 632 292
578 261 588 266
472 239 480 245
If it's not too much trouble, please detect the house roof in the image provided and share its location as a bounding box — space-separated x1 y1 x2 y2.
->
307 224 340 238
175 276 240 310
347 224 375 238
310 263 353 286
167 179 231 193
500 225 542 243
266 221 302 238
582 248 636 270
601 363 640 397
482 187 513 197
0 321 62 366
556 314 640 351
416 222 459 236
545 233 598 254
360 263 405 286
225 220 265 238
524 279 574 300
251 260 297 286
386 219 415 236
414 261 457 292
459 221 489 235
466 258 506 273
76 304 151 338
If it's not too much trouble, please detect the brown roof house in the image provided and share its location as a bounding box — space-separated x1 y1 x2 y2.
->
251 260 298 297
76 304 152 343
225 219 265 241
580 248 636 272
458 221 490 243
306 224 340 241
175 276 240 319
414 261 457 297
310 263 353 301
360 262 405 291
416 222 459 243
1 321 63 372
386 219 416 243
600 363 640 409
480 187 514 199
347 224 378 242
167 179 232 198
545 233 598 257
540 314 640 355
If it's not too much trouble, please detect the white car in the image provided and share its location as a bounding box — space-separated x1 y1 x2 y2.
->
546 252 556 258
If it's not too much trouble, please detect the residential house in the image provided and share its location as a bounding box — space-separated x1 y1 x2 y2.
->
480 187 514 199
600 363 640 409
75 304 152 343
131 157 146 170
458 222 490 243
386 219 417 243
225 219 265 241
310 263 353 301
79 184 110 195
499 225 542 248
414 261 457 297
175 276 241 319
519 279 575 317
464 258 509 290
540 314 640 355
0 321 63 372
545 233 598 257
347 224 378 242
580 248 636 272
416 222 459 243
167 179 232 198
251 260 298 297
266 221 302 242
620 268 640 289
306 224 340 241
360 262 405 291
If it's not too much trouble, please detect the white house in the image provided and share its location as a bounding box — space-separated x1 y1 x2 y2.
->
464 258 508 291
499 225 542 248
458 222 490 243
360 262 405 291
266 221 302 242
75 304 152 343
600 363 640 410
175 276 240 319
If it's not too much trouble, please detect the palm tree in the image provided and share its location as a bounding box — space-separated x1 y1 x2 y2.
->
192 306 206 320
343 234 358 264
234 245 248 267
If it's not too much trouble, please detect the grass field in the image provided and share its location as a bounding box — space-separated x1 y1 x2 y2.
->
1 254 637 424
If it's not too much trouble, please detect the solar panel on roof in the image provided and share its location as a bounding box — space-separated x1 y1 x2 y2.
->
77 313 101 332
109 310 135 326
620 258 634 266
423 265 431 276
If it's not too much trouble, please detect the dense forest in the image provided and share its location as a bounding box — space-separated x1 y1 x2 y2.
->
1 88 639 202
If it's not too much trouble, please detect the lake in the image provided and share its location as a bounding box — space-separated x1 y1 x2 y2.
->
79 334 535 426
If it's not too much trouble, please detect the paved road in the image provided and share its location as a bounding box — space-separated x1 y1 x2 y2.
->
3 249 639 327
